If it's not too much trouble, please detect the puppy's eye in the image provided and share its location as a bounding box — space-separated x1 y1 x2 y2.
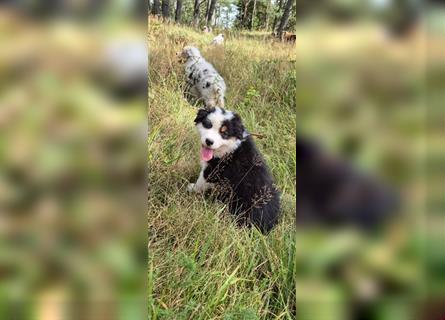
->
220 127 230 138
202 120 212 129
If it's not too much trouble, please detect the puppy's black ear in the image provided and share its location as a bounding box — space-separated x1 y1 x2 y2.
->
194 109 208 124
231 113 245 140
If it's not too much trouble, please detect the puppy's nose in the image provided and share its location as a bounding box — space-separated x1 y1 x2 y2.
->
205 138 214 146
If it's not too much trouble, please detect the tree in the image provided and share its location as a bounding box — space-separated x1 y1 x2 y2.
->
271 0 283 33
249 0 256 30
205 0 211 22
161 0 170 20
277 0 294 36
152 0 161 15
206 0 218 26
193 0 200 26
265 0 271 30
215 4 221 26
193 0 207 27
234 0 255 29
175 0 183 22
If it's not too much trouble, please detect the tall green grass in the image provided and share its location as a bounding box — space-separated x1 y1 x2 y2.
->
148 21 297 319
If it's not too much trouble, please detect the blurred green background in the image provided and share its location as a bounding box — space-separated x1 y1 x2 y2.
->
0 4 147 320
294 1 445 319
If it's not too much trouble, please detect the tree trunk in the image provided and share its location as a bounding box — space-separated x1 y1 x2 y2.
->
214 4 220 26
193 0 200 27
161 0 170 20
277 0 294 37
206 0 218 26
152 0 161 15
205 0 210 23
265 0 270 30
249 0 256 30
212 4 219 26
175 0 182 22
242 0 251 28
148 0 151 13
271 0 282 33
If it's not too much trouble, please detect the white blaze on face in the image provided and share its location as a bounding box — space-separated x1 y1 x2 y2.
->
196 107 241 160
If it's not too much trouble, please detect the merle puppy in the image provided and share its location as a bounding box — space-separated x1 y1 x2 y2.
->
188 107 280 233
296 137 399 230
177 46 226 108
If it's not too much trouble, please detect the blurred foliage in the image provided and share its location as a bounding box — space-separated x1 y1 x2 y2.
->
0 9 146 320
294 9 445 318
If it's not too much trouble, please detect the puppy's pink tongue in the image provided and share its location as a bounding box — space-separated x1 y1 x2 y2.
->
201 147 214 161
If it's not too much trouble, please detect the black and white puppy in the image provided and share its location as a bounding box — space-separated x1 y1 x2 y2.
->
188 107 281 233
296 137 400 230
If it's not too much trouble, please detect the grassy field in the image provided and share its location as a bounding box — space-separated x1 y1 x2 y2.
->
148 20 297 319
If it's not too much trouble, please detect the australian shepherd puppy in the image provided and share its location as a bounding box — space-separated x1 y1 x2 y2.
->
177 46 226 108
188 107 281 233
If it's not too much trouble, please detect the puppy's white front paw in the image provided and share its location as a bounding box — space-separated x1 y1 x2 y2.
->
187 183 196 192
